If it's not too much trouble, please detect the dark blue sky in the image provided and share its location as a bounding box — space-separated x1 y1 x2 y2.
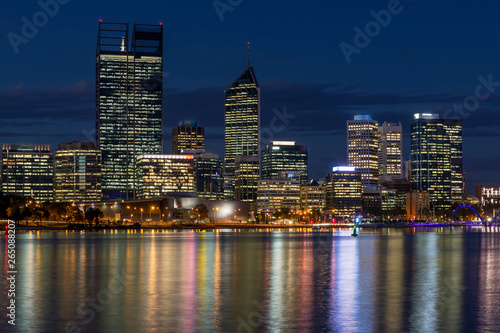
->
2 0 500 190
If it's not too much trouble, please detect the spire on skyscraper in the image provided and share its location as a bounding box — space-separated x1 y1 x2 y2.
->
247 42 250 67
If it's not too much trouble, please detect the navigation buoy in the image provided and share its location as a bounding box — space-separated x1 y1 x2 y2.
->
351 225 358 237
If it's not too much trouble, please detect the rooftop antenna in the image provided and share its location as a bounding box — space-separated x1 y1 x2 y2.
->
247 42 250 67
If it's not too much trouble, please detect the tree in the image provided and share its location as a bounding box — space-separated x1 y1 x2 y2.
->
6 207 23 223
85 207 103 227
66 205 83 222
194 204 209 220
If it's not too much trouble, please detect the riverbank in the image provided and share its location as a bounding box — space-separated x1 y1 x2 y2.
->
2 221 498 231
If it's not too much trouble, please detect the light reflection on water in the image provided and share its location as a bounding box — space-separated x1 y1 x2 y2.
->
1 228 500 332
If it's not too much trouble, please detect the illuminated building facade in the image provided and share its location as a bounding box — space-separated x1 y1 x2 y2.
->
96 22 163 199
380 179 411 214
1 144 54 202
475 185 500 205
325 166 362 221
406 190 430 220
410 113 462 211
261 141 308 184
378 122 403 182
194 153 223 200
172 121 205 154
224 60 260 199
347 115 379 186
257 179 300 214
54 142 102 203
135 155 194 199
300 181 326 211
234 155 260 205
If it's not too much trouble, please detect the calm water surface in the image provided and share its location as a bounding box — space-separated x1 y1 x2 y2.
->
1 228 500 332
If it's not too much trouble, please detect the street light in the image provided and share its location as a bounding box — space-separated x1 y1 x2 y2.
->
150 206 155 222
140 208 143 221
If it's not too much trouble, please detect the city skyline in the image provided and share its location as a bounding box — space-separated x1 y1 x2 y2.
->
2 1 500 189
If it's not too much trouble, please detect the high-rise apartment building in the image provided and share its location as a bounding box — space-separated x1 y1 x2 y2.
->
135 155 194 199
54 142 102 203
96 22 163 199
410 113 462 211
172 121 205 154
1 144 54 202
261 141 308 184
378 122 403 182
347 115 379 186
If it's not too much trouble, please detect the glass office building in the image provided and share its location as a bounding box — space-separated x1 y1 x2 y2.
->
54 142 102 203
261 141 308 184
378 122 403 182
325 166 362 221
224 63 260 180
194 153 223 200
410 113 462 211
234 155 260 204
1 144 54 202
172 121 205 154
135 155 195 199
96 22 163 199
347 115 379 186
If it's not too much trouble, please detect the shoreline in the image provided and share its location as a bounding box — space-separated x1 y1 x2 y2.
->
2 221 498 231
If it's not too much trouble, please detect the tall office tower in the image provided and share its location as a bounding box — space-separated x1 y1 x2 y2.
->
347 115 379 186
261 141 308 184
443 120 463 204
378 122 403 182
1 144 54 202
194 153 223 200
96 22 163 199
325 166 362 221
224 50 260 200
172 121 205 154
134 154 195 199
54 142 102 203
234 155 260 207
410 113 462 211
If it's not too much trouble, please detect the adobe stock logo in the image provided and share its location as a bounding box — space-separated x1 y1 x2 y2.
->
339 0 410 64
7 0 71 54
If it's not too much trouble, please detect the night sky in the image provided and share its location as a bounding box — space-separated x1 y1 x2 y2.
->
2 0 500 191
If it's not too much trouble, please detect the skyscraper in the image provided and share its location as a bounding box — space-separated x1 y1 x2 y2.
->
172 121 205 154
224 50 260 176
96 22 163 199
410 113 463 211
378 122 403 182
347 115 379 186
261 141 308 184
1 144 54 202
54 142 102 203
